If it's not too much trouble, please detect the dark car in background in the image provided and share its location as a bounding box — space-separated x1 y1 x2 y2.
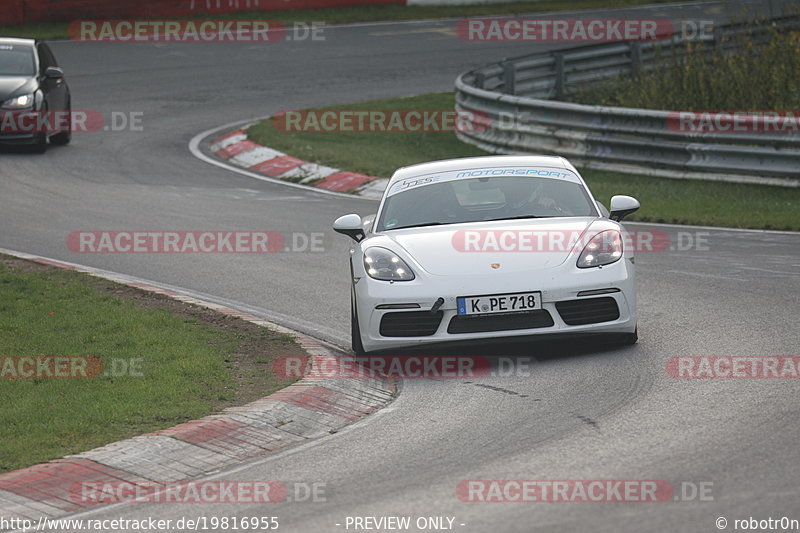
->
0 38 71 152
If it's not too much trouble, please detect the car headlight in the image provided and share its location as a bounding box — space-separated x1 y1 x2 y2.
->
364 247 415 281
1 94 34 109
577 230 623 268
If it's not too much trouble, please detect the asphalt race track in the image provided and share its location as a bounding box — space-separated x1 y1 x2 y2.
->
1 1 799 531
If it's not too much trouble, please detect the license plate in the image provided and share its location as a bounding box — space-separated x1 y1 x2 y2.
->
457 291 542 316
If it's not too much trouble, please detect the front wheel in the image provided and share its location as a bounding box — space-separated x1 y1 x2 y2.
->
50 101 72 146
351 292 366 356
31 105 48 154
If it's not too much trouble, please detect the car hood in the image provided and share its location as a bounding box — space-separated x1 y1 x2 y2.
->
371 217 616 276
0 76 36 102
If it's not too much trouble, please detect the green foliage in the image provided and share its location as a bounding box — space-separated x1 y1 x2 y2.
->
569 24 800 110
0 264 289 472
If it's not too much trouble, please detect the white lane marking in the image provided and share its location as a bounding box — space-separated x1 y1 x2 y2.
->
734 266 800 276
627 221 800 236
666 270 747 281
189 119 375 201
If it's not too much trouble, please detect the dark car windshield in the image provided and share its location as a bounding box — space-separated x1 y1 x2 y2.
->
0 44 36 76
376 175 598 231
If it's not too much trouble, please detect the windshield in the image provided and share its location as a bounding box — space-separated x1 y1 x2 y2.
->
376 175 598 231
0 44 36 76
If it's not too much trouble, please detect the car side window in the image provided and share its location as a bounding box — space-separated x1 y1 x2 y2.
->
37 44 55 73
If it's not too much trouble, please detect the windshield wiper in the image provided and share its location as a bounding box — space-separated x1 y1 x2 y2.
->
388 222 447 230
483 215 552 222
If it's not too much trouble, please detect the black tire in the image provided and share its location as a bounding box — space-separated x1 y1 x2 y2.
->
30 133 47 153
30 104 47 154
351 291 366 356
50 101 71 146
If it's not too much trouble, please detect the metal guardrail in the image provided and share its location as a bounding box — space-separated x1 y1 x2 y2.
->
454 16 800 187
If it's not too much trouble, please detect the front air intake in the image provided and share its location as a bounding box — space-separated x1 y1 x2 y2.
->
556 297 620 325
380 311 443 337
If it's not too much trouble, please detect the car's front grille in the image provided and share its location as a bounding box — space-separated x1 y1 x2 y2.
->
380 311 443 337
556 297 620 325
447 310 554 334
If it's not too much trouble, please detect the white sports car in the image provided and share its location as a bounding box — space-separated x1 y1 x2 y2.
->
333 155 640 354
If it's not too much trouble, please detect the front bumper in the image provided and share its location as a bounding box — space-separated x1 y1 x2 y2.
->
355 257 636 353
0 132 38 145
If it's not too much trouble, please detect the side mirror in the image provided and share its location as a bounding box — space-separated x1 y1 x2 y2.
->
609 195 640 222
45 66 64 79
333 214 365 242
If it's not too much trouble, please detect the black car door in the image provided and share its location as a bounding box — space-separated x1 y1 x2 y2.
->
37 42 66 112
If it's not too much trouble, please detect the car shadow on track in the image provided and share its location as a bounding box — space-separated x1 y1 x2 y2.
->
0 145 40 155
0 144 68 155
348 337 637 382
364 334 637 362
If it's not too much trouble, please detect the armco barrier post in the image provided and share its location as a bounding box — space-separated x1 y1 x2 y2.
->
553 53 565 100
630 42 642 77
502 62 516 95
474 72 485 90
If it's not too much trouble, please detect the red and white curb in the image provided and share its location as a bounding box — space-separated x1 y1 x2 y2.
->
206 128 389 199
0 249 395 522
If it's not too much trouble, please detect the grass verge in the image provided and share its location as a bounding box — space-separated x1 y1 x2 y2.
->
0 255 303 473
568 22 800 110
2 0 686 40
247 92 800 231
